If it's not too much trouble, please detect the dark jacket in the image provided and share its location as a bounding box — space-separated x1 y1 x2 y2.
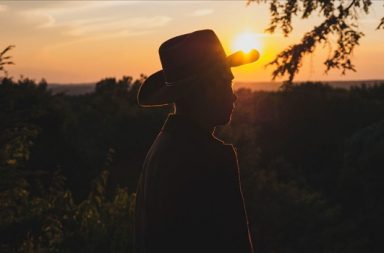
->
135 114 254 253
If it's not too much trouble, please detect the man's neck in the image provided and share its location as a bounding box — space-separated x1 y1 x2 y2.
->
174 111 215 134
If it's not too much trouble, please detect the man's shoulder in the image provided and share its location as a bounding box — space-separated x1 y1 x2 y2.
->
156 130 234 155
147 130 236 166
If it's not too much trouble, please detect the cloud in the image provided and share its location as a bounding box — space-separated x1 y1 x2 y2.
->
42 16 171 53
189 9 214 17
4 2 172 52
37 14 56 28
16 2 171 37
42 28 156 54
19 1 139 15
17 1 141 29
63 16 172 37
0 4 8 12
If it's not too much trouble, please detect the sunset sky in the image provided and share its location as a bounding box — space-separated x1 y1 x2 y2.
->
1 1 383 84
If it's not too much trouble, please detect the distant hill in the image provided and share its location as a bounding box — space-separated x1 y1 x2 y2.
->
48 83 95 95
48 80 384 95
234 81 282 91
235 80 384 91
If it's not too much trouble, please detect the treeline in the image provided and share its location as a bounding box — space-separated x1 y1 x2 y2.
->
1 77 384 252
0 76 169 252
218 82 384 253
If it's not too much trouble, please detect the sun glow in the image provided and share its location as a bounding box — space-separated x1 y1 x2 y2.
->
232 32 263 54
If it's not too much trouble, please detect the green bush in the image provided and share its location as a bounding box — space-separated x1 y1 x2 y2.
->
0 165 136 253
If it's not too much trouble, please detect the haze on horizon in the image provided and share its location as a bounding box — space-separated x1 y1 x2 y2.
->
1 1 383 83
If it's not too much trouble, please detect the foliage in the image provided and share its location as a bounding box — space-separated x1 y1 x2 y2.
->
248 0 383 82
1 75 169 200
336 120 384 252
0 125 136 252
0 45 14 78
0 168 136 253
2 76 384 252
217 81 384 252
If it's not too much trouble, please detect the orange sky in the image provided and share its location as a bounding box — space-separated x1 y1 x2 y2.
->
1 1 383 83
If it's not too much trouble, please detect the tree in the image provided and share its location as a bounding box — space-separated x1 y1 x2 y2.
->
248 0 383 83
0 45 14 78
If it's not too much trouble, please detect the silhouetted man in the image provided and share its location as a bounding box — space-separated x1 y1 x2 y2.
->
135 29 259 253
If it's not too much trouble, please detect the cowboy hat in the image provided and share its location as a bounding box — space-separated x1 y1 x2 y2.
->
137 29 260 107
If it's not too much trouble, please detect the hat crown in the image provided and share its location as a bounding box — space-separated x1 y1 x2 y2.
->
158 29 227 83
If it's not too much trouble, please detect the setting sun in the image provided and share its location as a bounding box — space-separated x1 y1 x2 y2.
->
232 32 263 54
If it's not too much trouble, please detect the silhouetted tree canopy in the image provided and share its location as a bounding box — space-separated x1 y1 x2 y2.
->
0 45 14 77
249 0 383 82
2 75 384 252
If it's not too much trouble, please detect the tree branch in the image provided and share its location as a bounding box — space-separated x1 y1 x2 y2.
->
248 0 377 83
0 45 15 77
377 17 384 30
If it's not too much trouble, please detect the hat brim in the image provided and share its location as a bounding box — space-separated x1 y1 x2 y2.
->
137 49 260 107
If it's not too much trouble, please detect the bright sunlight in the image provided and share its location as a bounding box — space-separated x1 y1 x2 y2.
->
232 32 263 54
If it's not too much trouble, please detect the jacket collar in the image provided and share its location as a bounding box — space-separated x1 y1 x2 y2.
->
161 114 224 146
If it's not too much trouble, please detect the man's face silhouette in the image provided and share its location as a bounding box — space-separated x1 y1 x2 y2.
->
198 67 236 126
175 66 236 128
